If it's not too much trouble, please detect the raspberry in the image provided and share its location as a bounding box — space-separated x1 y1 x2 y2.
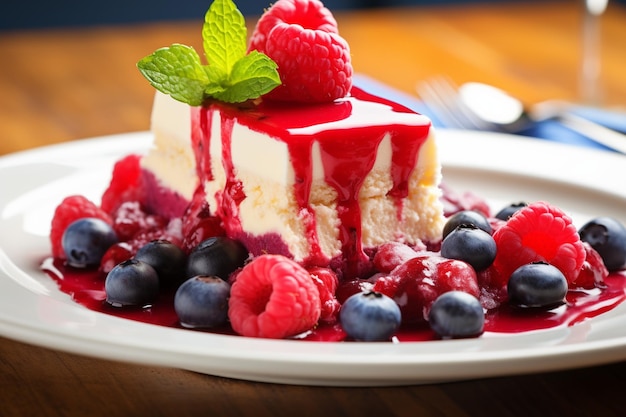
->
101 154 146 215
335 278 374 304
181 197 225 254
373 255 479 323
228 254 321 338
50 195 112 259
476 265 508 309
99 242 133 275
248 0 352 103
126 219 184 253
571 242 608 289
249 0 338 48
372 242 423 274
308 267 340 323
435 258 481 297
492 202 586 287
111 201 167 241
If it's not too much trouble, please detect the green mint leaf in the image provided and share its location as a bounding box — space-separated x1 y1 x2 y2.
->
210 51 281 103
202 0 247 76
203 66 228 97
138 0 282 105
137 44 208 106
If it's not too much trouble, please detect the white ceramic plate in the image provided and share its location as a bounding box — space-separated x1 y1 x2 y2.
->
1 130 626 387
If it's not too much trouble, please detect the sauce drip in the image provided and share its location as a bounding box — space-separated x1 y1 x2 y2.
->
193 88 430 276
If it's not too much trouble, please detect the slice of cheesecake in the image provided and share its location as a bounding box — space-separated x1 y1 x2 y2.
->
141 86 444 278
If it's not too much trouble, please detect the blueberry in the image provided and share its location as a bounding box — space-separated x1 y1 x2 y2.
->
440 224 497 271
105 259 159 307
494 202 527 221
507 262 567 309
186 237 248 280
339 291 401 341
428 291 484 339
174 276 231 328
443 210 492 239
578 217 626 272
62 218 118 268
135 240 187 286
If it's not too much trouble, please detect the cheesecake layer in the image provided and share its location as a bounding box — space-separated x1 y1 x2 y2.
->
142 87 444 277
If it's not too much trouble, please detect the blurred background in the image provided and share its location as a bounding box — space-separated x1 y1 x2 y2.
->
0 0 545 30
1 0 624 154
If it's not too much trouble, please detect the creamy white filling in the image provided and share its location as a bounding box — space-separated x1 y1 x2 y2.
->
142 93 196 200
143 92 443 261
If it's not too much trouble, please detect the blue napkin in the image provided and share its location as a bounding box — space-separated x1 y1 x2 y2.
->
353 74 626 153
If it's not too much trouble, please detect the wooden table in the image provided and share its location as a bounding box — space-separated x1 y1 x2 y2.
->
1 1 625 416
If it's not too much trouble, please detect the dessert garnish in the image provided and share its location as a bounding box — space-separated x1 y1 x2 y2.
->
137 0 281 105
247 0 353 102
229 254 322 338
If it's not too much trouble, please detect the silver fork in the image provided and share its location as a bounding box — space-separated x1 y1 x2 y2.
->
416 76 497 131
416 76 626 154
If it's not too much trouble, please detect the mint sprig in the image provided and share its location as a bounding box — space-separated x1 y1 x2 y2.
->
137 0 280 105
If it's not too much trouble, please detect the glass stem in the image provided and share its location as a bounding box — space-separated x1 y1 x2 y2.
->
581 0 608 104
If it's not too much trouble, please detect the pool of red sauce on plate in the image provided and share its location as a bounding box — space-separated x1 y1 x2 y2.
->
41 258 626 342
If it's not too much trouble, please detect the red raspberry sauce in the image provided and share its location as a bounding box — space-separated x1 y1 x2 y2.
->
41 257 626 342
188 87 431 278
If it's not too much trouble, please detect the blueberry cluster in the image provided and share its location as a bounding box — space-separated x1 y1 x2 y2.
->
61 219 248 327
440 207 569 313
432 203 626 338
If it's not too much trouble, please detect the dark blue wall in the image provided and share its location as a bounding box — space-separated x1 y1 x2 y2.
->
1 1 514 31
